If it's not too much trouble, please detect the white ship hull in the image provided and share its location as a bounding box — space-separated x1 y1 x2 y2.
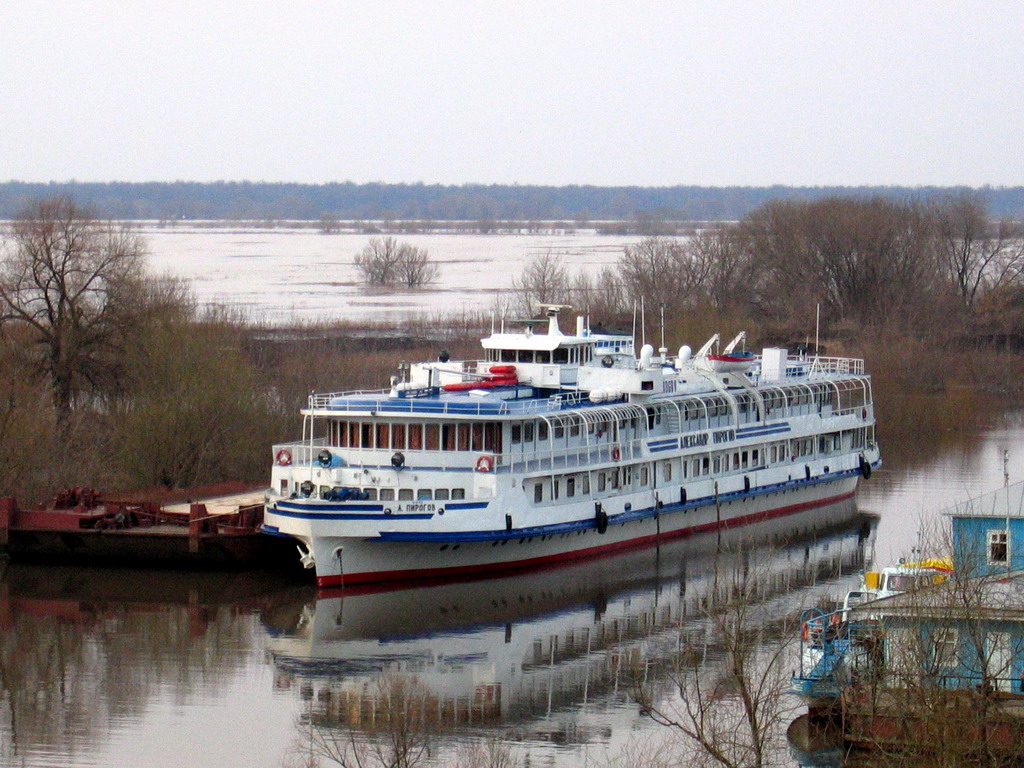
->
265 466 866 588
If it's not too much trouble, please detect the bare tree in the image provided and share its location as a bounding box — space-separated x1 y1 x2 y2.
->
510 251 570 314
354 237 438 288
319 213 342 235
568 265 627 317
619 237 710 314
0 197 147 428
932 191 1024 309
691 226 750 316
740 197 948 333
355 237 403 285
393 244 439 288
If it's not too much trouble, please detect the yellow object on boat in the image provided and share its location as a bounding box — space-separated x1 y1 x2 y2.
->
903 557 954 573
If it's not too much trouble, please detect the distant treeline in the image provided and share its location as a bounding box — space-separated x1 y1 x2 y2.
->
2 180 1024 221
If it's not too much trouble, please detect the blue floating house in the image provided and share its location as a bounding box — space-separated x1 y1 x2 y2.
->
791 481 1024 760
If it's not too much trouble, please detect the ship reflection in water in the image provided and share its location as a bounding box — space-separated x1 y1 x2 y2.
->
264 499 877 755
0 501 875 766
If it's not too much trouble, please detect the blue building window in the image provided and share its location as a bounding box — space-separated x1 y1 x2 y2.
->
988 529 1009 565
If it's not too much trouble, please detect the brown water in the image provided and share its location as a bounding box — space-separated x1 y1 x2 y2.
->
2 412 1020 768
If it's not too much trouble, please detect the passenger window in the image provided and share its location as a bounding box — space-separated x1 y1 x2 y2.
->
435 489 450 501
451 488 465 500
417 489 432 500
380 488 395 500
398 489 414 500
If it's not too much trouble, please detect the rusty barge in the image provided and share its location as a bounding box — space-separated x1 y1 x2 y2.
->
0 485 297 568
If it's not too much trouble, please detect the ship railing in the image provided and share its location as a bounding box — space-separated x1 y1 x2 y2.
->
806 356 865 376
308 390 391 409
305 389 594 416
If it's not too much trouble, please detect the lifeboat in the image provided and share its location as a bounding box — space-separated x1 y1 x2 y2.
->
443 365 518 392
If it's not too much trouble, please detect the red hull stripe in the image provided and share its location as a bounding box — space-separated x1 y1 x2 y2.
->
315 489 856 588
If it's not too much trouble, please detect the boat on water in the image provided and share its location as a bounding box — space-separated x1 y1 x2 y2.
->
262 307 881 587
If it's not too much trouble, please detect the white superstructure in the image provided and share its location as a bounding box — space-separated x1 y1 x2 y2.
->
263 309 880 587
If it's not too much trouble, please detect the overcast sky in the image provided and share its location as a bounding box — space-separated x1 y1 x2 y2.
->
2 1 1021 187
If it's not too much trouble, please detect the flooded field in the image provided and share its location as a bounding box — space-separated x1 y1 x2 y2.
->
142 227 643 323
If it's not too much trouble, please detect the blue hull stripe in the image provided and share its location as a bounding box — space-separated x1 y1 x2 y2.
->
269 508 434 521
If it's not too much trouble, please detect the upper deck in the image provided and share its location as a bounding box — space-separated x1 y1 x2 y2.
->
306 353 868 419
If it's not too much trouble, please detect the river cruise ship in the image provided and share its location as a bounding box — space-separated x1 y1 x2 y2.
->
263 309 880 587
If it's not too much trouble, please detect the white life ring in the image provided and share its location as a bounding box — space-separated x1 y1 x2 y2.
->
476 455 494 472
275 449 292 466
